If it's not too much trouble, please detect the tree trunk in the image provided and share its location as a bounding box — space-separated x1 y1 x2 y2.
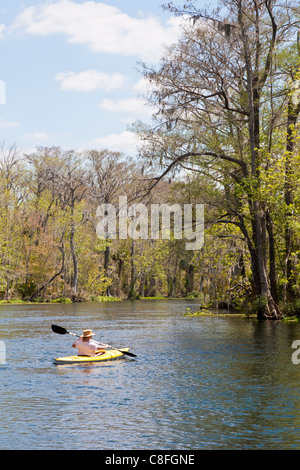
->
104 245 111 296
70 217 78 301
266 210 279 304
128 241 137 299
249 206 281 319
185 262 194 295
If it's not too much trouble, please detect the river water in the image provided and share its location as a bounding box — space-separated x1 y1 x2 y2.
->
1 299 300 450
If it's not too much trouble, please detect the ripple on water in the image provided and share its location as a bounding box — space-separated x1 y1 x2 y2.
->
1 301 300 450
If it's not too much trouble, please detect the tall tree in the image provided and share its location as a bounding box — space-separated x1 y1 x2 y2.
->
283 32 300 302
28 147 90 300
134 0 300 319
85 149 137 295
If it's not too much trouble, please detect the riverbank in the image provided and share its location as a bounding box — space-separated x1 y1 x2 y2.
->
2 295 300 321
0 295 188 305
185 307 300 322
184 308 252 318
0 296 120 304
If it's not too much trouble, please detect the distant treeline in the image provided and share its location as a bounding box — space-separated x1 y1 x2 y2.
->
0 145 236 305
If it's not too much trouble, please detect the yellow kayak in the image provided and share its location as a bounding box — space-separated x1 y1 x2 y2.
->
54 348 130 364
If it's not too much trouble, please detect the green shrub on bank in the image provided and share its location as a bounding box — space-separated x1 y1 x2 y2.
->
50 297 72 303
281 300 300 317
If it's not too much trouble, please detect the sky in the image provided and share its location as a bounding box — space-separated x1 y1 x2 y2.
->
0 0 180 155
0 0 213 157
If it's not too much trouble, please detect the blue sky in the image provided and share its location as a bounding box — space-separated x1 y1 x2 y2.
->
0 0 212 156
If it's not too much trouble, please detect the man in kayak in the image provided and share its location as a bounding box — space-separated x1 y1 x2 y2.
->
72 329 105 357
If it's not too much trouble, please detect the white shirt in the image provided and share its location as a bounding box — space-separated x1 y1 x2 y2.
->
74 338 101 357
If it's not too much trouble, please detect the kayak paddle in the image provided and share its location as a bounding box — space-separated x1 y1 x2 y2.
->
51 324 137 357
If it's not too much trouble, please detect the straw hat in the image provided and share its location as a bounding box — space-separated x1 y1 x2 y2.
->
82 329 95 338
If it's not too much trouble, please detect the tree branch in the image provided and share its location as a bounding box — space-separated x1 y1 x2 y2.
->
140 150 248 199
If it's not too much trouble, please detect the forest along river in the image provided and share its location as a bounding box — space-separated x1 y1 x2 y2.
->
1 299 300 450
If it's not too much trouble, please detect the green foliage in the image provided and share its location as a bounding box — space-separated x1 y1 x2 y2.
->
17 280 37 299
246 297 268 316
50 297 72 303
281 300 300 317
90 295 122 302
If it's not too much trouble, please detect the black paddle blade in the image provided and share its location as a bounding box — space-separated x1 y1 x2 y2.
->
122 350 137 358
51 324 68 335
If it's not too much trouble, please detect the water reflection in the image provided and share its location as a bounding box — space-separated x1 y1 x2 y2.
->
1 300 300 449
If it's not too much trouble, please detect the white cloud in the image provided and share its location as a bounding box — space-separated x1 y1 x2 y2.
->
91 131 139 154
55 70 126 92
22 131 49 141
0 24 5 39
99 97 152 116
133 77 152 95
11 0 183 61
0 118 19 128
